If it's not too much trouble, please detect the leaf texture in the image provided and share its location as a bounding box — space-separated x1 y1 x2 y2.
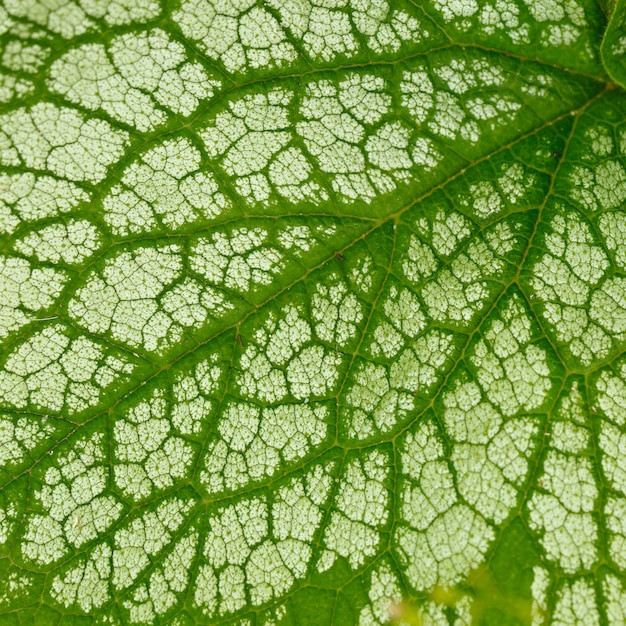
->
0 1 625 625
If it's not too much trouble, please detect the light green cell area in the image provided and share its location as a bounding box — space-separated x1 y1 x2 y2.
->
2 0 161 37
451 156 552 224
372 284 426 351
0 172 89 236
358 560 403 625
297 73 420 202
0 72 34 103
49 30 220 131
14 218 102 265
606 496 626 570
527 381 599 574
394 419 495 593
0 323 137 414
113 388 200 500
333 233 459 441
602 0 626 88
274 0 429 58
524 205 617 367
412 207 475 259
401 56 516 143
310 273 364 349
569 158 626 213
122 528 199 624
383 328 455 392
0 414 55 474
103 136 230 235
174 0 428 74
442 379 540 523
190 226 284 294
530 566 551 623
552 578 601 625
49 491 197 614
399 214 530 330
604 574 626 626
397 235 438 286
1 40 49 73
235 299 344 402
392 297 551 596
68 243 233 354
594 359 626 427
173 0 299 74
342 360 414 441
344 298 458 440
21 431 123 565
113 495 196 591
468 292 556 416
200 400 329 495
0 255 67 340
51 542 113 612
598 418 626 496
199 87 329 204
319 449 391 572
341 231 394 302
189 218 365 303
593 360 626 573
193 464 334 618
0 103 130 183
169 351 225 437
598 209 626 271
423 0 605 74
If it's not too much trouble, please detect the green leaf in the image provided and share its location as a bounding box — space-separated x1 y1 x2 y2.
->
0 1 625 625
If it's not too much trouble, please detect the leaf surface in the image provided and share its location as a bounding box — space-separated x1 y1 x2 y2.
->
0 1 625 625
